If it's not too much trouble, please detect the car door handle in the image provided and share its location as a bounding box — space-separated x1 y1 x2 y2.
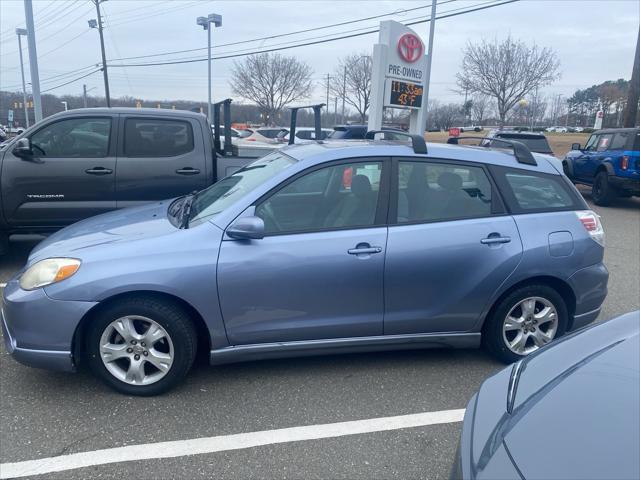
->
481 235 511 245
85 167 113 175
176 167 200 175
348 244 383 255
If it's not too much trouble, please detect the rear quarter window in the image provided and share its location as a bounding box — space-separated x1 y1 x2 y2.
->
490 165 585 213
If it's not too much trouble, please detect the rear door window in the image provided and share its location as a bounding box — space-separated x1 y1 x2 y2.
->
609 132 629 150
124 118 194 157
491 166 584 213
396 161 493 223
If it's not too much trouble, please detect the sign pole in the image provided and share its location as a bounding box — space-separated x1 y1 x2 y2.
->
420 0 437 132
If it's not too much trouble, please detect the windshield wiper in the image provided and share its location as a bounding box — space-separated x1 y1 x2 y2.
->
179 192 196 229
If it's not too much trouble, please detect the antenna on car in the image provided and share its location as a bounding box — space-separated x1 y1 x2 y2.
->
365 130 428 155
447 136 537 166
287 103 326 145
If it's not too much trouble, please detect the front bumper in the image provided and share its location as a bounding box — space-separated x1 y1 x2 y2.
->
2 280 97 372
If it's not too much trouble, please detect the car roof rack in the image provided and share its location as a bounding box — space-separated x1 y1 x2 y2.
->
287 103 325 145
365 129 428 154
212 98 233 156
447 136 537 166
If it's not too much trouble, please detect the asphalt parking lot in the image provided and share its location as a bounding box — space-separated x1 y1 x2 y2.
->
1 189 638 479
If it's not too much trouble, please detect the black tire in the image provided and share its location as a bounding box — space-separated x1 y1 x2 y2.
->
482 284 568 364
0 231 8 256
592 170 617 206
85 296 197 396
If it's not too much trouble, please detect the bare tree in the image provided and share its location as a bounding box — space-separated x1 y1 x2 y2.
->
231 53 313 125
328 53 372 123
456 36 560 126
471 95 491 125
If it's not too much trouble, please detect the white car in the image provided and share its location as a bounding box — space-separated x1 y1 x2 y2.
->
276 127 332 143
545 126 568 133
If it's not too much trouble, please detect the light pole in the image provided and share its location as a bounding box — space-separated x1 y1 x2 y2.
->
23 0 42 122
197 13 222 125
16 28 29 128
89 0 110 107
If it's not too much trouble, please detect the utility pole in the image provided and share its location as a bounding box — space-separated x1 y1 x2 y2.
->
421 0 437 129
91 0 110 107
16 28 30 127
623 24 640 127
325 73 330 127
463 85 468 127
83 84 88 108
341 65 346 124
23 0 42 122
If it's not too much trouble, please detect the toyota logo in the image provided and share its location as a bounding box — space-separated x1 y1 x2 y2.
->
397 33 423 63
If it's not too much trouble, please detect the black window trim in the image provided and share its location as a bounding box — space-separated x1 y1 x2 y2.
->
250 156 392 237
388 156 508 227
121 116 195 158
488 164 587 215
27 115 115 158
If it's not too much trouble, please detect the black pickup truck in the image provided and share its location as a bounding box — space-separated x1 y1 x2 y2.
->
0 108 263 253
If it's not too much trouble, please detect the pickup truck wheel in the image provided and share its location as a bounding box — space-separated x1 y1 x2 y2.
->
482 285 568 364
0 232 8 256
592 171 617 206
86 297 197 396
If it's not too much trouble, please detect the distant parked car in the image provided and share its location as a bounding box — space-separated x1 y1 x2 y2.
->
482 130 554 156
546 126 568 133
460 126 483 133
276 127 331 143
563 128 640 205
452 310 640 480
0 125 7 142
3 134 608 395
573 126 584 133
327 124 368 140
242 127 288 144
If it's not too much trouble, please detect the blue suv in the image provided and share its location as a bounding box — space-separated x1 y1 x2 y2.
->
563 128 640 205
2 135 609 395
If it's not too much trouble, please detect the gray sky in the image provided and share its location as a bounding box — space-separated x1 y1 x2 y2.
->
0 0 638 110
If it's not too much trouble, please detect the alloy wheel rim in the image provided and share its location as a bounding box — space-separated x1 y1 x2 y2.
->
99 315 174 386
502 296 558 355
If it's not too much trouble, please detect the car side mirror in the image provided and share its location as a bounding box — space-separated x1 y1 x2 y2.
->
13 137 33 158
227 216 265 240
571 143 581 151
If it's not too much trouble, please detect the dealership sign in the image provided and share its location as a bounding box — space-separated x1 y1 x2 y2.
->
369 21 428 135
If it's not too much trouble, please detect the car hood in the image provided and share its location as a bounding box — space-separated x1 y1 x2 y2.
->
29 201 176 263
503 312 640 479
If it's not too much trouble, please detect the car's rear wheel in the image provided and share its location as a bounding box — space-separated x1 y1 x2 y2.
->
483 285 568 363
86 297 197 396
592 171 617 206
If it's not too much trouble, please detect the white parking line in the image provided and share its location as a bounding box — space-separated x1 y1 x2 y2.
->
0 408 465 478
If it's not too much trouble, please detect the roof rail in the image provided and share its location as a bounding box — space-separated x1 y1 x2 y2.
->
447 136 537 166
365 129 427 154
287 103 325 145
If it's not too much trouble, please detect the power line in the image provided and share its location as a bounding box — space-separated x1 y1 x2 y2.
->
105 2 453 62
41 68 101 93
109 0 517 68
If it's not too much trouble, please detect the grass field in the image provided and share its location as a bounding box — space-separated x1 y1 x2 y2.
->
424 131 590 158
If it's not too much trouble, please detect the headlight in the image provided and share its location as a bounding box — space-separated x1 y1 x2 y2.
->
19 258 81 290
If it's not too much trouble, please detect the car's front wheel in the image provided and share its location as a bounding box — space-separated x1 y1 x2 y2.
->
86 297 197 396
483 285 568 363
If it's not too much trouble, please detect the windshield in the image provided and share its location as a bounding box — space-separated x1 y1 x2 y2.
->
188 152 297 226
495 134 553 154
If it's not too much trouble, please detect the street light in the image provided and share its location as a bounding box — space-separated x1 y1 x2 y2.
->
197 13 222 124
15 28 30 128
61 101 68 111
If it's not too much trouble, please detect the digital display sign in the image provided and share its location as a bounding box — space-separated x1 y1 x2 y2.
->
387 80 424 109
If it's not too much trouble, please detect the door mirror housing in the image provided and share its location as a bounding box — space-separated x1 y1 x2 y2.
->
571 143 581 151
227 216 265 240
13 137 33 158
